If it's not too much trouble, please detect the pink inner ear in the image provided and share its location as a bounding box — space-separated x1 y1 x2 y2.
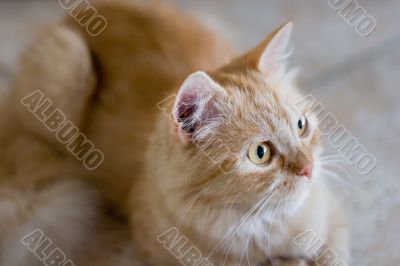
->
172 71 223 142
175 92 199 133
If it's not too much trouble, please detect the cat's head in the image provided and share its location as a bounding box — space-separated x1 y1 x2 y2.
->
169 22 321 215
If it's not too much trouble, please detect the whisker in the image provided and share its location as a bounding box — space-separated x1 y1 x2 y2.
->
322 162 354 177
222 190 277 266
266 198 283 266
176 192 201 228
238 192 278 266
320 154 346 160
320 170 360 192
211 189 276 261
320 158 350 165
321 163 356 185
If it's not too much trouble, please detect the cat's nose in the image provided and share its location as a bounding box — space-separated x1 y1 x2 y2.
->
299 164 313 178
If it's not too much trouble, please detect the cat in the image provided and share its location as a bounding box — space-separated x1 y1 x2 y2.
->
127 22 350 266
0 1 349 266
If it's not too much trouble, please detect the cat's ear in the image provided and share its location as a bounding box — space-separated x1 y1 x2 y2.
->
172 71 224 144
247 22 293 77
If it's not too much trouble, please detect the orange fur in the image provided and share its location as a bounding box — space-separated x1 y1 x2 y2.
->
0 1 348 266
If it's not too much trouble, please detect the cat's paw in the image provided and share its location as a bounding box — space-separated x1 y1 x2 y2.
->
265 258 316 266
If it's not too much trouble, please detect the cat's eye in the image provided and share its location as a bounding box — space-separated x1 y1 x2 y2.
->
297 115 308 137
248 142 271 165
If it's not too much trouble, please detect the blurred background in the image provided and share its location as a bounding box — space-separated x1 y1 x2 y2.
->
0 0 399 265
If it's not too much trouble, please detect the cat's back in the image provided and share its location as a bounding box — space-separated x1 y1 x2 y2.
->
68 1 231 100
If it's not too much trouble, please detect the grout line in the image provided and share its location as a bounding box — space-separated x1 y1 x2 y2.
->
303 34 400 89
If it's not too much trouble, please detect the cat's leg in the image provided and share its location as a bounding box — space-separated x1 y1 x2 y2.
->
81 222 144 266
295 196 349 266
0 179 100 266
266 258 315 266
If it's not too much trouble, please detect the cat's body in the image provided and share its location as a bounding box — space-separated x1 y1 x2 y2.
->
0 1 348 266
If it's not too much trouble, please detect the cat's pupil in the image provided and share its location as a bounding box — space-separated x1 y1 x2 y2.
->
257 146 265 159
298 119 303 129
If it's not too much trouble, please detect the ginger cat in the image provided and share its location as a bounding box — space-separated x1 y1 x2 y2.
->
0 1 348 265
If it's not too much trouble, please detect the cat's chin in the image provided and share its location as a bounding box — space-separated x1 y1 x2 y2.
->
283 183 312 214
283 191 310 214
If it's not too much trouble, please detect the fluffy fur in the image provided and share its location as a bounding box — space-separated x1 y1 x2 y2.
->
129 21 349 266
0 1 349 265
